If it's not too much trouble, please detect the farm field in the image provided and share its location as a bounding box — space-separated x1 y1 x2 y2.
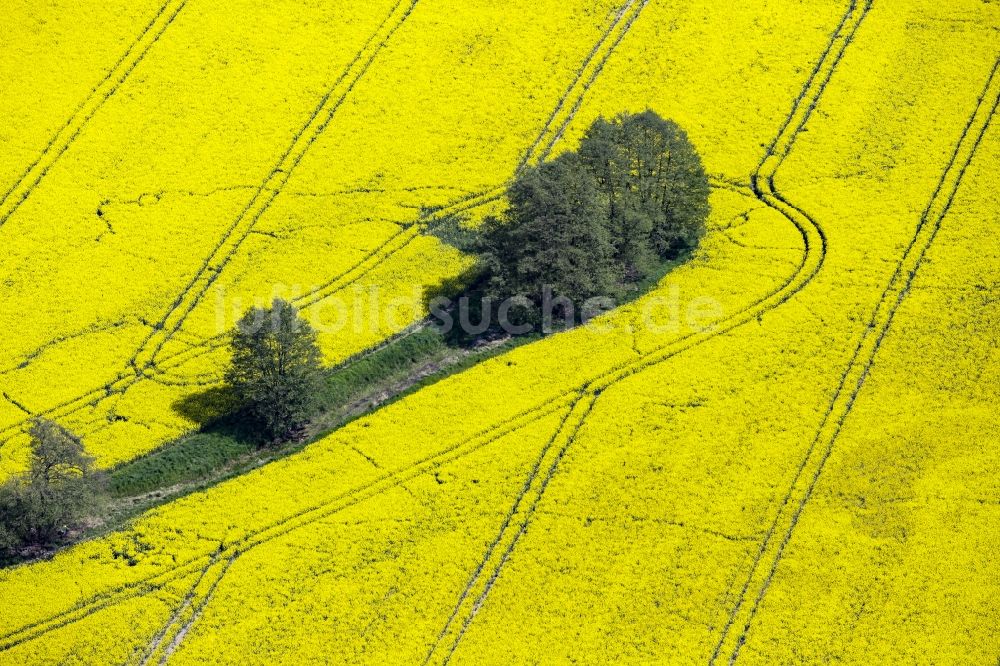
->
0 0 998 664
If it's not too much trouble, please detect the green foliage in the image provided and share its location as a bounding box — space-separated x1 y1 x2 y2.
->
0 419 101 553
113 328 448 499
109 327 520 504
226 298 324 443
427 214 483 254
480 152 618 324
578 110 710 273
27 418 92 487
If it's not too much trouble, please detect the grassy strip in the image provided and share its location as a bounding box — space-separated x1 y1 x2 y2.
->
4 254 686 568
109 252 688 500
107 327 515 499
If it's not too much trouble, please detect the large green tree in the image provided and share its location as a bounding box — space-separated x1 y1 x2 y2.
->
226 298 323 442
480 152 617 325
579 110 710 276
428 110 709 339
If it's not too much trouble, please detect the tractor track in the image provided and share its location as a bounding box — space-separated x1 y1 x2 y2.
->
0 0 189 229
126 550 222 666
0 175 766 660
0 394 577 652
423 392 597 665
131 0 646 377
126 0 422 375
713 52 1000 665
0 0 648 447
138 552 241 666
424 0 875 660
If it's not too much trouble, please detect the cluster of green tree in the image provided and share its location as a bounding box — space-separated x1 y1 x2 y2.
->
0 419 103 556
432 110 710 335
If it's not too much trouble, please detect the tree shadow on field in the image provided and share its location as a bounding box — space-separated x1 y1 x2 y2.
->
172 386 236 426
170 385 260 443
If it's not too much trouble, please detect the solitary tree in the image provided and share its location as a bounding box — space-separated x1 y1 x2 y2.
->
0 419 98 551
226 298 323 442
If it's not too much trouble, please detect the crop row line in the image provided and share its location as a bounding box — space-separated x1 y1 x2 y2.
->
0 0 189 229
716 52 1000 665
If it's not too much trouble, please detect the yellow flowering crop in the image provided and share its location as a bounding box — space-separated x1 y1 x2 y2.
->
0 0 628 474
1 0 998 663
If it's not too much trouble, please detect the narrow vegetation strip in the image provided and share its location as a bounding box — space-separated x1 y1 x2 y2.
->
62 330 533 542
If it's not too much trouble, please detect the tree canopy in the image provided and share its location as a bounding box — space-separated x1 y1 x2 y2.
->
433 110 710 335
225 298 324 442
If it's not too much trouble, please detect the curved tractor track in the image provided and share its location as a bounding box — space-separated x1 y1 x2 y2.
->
0 0 647 452
0 0 189 229
712 52 1000 665
422 0 876 661
0 0 839 653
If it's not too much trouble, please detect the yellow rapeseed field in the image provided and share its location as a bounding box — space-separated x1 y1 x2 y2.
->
0 0 997 663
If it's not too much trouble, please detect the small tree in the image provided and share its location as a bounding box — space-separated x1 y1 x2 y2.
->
226 298 323 442
0 419 98 551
